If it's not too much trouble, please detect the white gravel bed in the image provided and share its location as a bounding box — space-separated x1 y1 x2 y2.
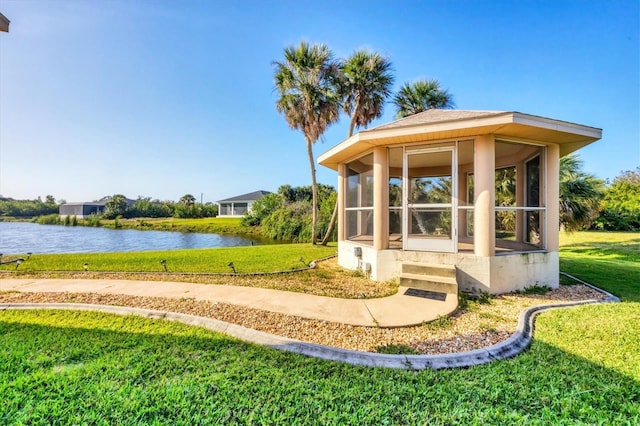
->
0 284 604 354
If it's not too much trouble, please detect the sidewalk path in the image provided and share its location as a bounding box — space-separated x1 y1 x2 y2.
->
0 278 458 327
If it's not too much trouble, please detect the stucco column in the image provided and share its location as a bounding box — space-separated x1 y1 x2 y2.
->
373 146 389 250
516 162 525 242
474 135 495 257
457 163 467 237
545 144 560 251
337 163 346 242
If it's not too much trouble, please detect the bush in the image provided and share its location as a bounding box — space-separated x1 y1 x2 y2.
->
36 214 61 225
593 209 640 231
200 203 218 218
592 167 640 231
242 193 283 226
85 214 102 227
262 201 313 242
104 194 129 219
128 198 174 218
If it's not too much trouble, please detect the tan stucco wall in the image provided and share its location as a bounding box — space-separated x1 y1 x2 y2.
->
337 240 559 294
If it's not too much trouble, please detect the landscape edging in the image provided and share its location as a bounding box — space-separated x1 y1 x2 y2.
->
0 282 619 370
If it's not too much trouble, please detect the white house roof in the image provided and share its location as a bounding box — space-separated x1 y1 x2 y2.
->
61 202 106 207
218 190 271 203
318 109 602 170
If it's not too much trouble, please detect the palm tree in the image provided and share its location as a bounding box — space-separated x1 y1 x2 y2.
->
559 155 605 231
273 42 342 244
320 50 394 245
341 50 394 138
393 79 454 118
179 194 196 207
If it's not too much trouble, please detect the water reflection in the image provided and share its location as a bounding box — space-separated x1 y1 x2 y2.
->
0 222 262 254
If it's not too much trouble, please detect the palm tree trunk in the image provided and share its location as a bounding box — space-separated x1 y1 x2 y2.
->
307 138 318 244
347 116 357 139
320 113 359 246
320 201 338 245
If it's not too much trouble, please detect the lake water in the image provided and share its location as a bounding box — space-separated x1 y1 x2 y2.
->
0 221 262 254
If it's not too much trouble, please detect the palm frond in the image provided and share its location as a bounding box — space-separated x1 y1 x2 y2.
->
393 79 455 118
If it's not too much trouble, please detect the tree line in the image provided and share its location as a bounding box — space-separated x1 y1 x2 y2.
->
0 194 217 220
102 194 218 219
0 195 59 217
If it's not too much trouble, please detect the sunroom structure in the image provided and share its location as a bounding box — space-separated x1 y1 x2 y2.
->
318 110 601 294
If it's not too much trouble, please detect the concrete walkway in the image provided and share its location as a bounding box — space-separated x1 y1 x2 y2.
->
0 278 458 327
0 276 619 369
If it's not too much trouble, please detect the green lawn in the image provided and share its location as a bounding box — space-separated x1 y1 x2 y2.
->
2 243 336 274
0 231 638 424
559 231 640 301
99 216 260 236
1 306 637 424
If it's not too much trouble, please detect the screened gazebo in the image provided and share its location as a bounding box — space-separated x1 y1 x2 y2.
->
318 110 601 295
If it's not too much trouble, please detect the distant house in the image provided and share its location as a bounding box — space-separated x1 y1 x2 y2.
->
59 201 107 219
0 12 10 33
217 190 271 217
59 196 134 218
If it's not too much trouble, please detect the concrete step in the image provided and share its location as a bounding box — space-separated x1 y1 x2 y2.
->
401 262 456 278
399 273 458 295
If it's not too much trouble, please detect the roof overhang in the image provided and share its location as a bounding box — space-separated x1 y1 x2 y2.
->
318 111 602 170
0 13 10 32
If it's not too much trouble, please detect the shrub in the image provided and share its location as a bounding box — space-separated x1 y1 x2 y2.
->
241 184 336 242
37 214 61 225
262 201 313 242
593 167 640 231
242 193 283 226
85 214 102 227
104 194 129 219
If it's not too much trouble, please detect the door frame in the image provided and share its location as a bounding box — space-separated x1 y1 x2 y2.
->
402 145 458 252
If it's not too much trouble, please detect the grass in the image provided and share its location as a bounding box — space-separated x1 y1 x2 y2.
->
559 231 640 301
1 243 336 274
0 307 637 424
0 231 638 423
99 216 259 236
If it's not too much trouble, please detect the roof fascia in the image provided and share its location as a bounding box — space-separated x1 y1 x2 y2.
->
511 112 602 139
356 112 514 142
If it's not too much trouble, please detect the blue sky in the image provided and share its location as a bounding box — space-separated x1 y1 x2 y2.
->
0 0 638 203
